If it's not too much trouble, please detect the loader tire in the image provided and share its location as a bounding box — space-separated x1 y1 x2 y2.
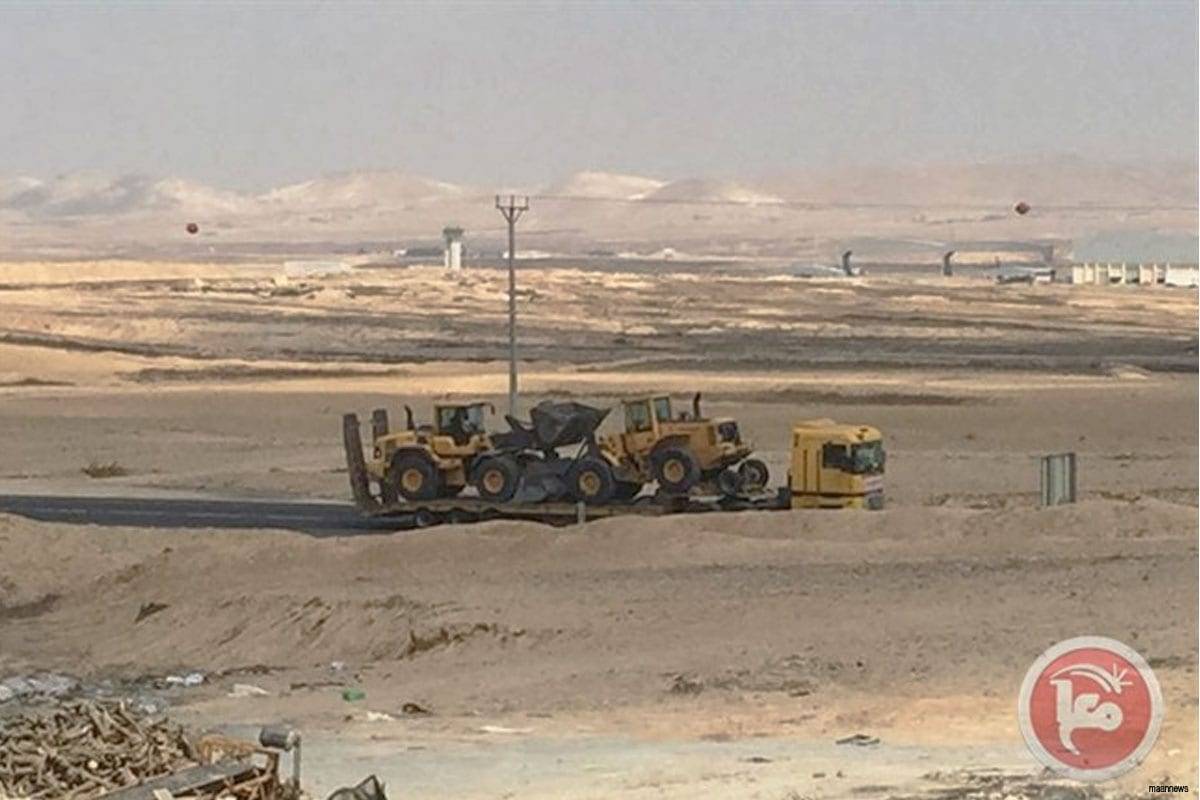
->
569 458 616 504
738 458 770 490
652 446 700 494
390 452 441 501
473 456 520 503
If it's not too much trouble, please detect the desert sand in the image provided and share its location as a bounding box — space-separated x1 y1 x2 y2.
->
0 258 1196 797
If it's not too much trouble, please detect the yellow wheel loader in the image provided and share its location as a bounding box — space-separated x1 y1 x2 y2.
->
365 400 630 506
366 402 500 502
598 393 769 496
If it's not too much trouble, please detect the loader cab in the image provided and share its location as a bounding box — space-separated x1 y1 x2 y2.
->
623 397 666 434
623 394 699 434
434 402 492 446
789 420 885 509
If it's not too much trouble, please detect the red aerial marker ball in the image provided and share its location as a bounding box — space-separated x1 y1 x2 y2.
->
1014 201 1031 216
186 222 200 235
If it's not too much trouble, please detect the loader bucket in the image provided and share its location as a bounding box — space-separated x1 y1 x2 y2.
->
528 401 611 449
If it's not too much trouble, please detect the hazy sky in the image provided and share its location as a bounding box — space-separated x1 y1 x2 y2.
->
2 1 1196 190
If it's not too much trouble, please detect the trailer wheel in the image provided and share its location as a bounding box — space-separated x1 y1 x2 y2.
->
738 458 770 490
390 452 441 501
652 447 700 494
716 467 744 497
569 458 615 504
412 509 436 528
473 456 520 502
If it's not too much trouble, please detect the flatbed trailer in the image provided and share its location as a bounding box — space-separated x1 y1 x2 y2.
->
343 413 789 528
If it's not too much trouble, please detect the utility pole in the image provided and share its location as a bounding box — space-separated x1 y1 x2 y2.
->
495 194 529 415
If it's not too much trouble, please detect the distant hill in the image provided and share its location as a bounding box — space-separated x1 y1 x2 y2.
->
0 160 1194 260
259 171 469 210
644 178 783 205
545 171 665 200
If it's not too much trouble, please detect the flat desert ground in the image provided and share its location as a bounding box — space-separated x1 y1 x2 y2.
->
0 258 1196 798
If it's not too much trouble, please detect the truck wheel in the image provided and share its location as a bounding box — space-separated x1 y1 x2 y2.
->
569 458 616 504
738 458 770 490
613 480 642 502
716 467 744 497
473 456 520 502
390 452 441 501
652 447 700 494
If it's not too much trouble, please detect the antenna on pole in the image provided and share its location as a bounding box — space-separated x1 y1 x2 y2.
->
495 194 529 416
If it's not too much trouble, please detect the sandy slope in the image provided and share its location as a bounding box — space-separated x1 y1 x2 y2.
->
0 498 1195 793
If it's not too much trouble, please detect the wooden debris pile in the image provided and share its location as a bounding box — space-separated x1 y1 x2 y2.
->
0 699 300 800
0 698 194 798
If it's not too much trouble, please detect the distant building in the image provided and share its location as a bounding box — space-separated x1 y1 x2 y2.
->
443 226 464 270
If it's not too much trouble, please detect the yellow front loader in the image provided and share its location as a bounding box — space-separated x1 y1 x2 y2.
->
599 393 769 496
366 402 500 501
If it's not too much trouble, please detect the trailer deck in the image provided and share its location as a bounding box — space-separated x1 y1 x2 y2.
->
343 413 789 528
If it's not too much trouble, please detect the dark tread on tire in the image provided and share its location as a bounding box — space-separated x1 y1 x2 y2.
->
390 451 441 501
569 457 616 504
473 455 520 502
652 446 701 493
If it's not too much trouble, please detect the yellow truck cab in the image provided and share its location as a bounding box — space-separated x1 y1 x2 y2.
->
789 420 885 509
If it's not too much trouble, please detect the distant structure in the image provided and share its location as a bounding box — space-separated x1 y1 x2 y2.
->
1070 262 1198 288
443 226 464 271
942 250 955 277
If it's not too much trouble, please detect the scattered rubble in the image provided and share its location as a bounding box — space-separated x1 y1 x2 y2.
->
163 673 205 689
0 673 79 705
667 673 704 695
835 733 880 746
890 767 1110 800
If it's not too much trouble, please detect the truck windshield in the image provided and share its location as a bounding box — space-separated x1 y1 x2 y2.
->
653 397 672 422
849 441 885 474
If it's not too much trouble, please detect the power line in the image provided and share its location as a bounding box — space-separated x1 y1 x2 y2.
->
495 194 529 416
